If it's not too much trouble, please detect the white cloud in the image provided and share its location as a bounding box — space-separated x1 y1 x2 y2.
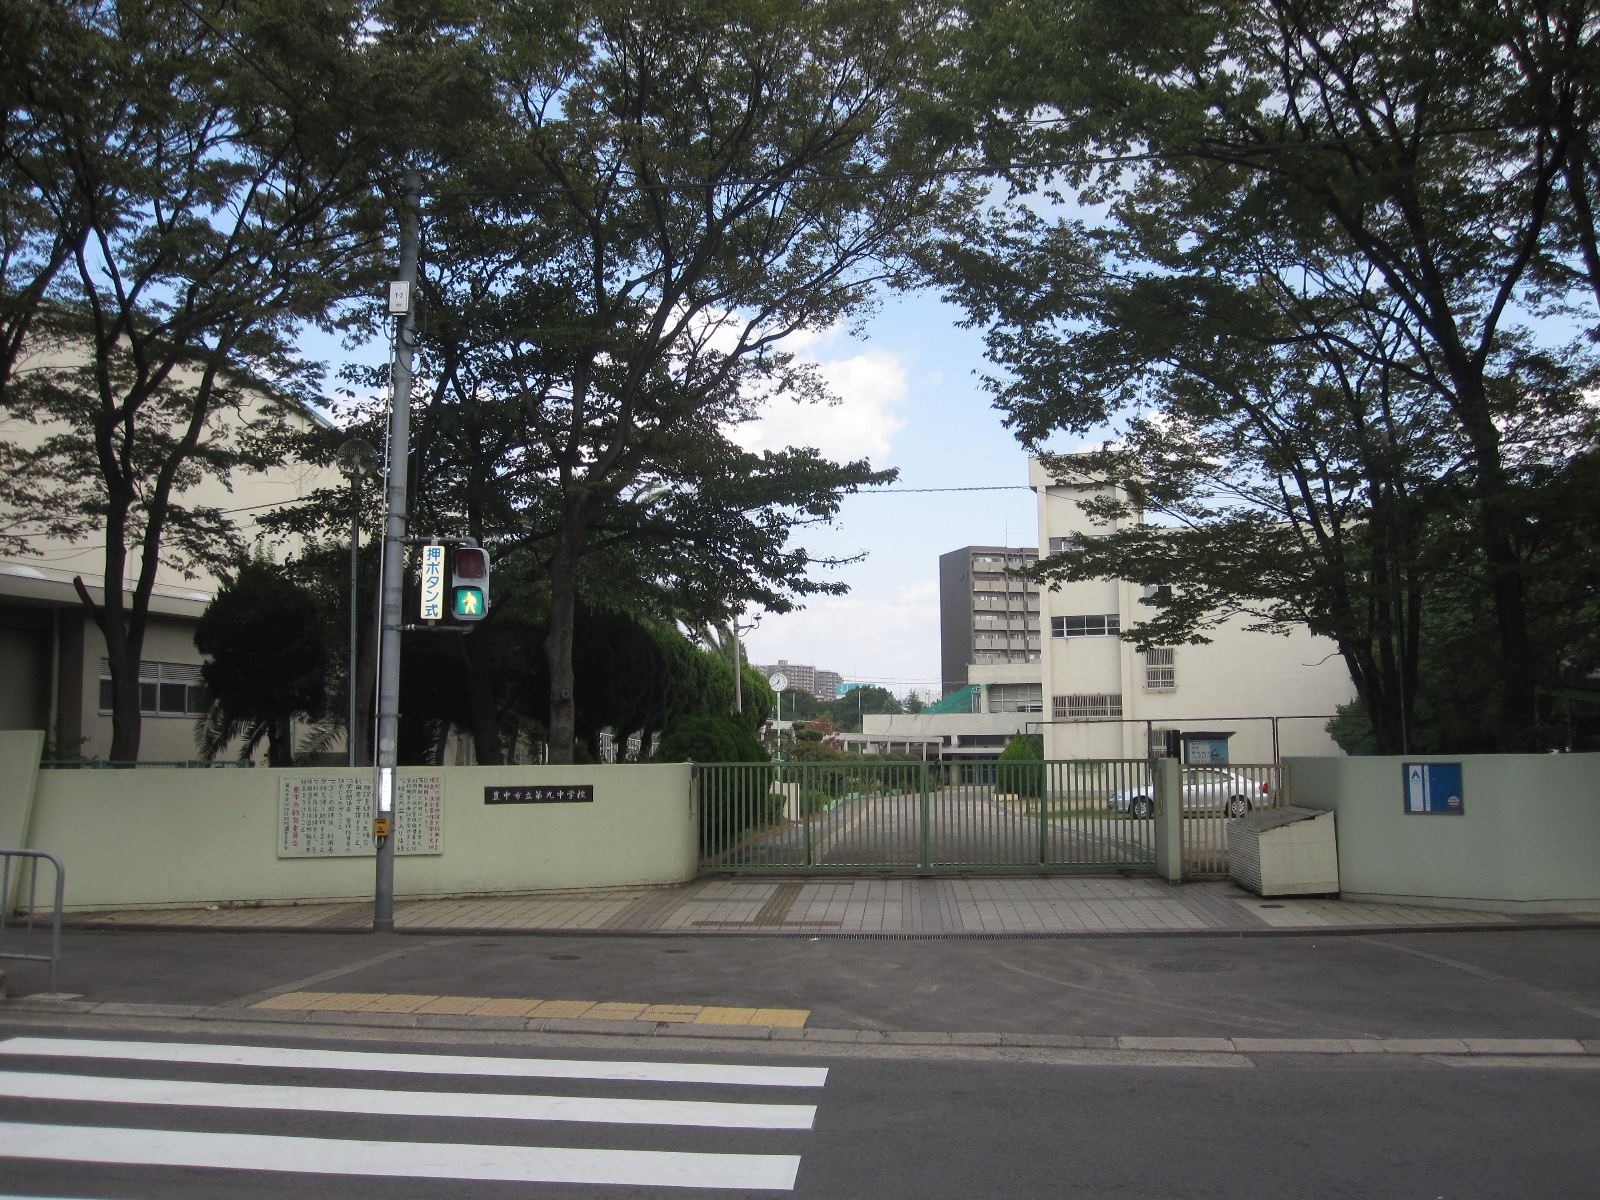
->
743 579 941 692
731 345 909 464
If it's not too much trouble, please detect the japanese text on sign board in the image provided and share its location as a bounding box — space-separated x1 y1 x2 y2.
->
419 544 445 620
484 784 595 805
279 776 444 856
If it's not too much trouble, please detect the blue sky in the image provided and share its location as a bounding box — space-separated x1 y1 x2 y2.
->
730 290 1065 696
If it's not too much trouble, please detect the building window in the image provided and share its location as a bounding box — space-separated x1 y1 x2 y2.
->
99 660 209 717
1144 647 1176 690
988 684 1043 713
1053 693 1123 719
1051 614 1120 638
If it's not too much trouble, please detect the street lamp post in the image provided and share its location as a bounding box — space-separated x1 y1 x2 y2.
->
336 439 377 768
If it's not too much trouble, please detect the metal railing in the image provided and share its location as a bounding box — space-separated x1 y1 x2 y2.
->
1 850 65 994
698 760 1161 873
696 759 1286 877
1176 763 1286 877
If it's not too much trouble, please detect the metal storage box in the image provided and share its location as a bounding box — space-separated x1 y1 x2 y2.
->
1228 806 1339 896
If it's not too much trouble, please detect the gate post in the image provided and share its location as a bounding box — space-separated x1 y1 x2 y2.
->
918 762 931 870
802 764 814 868
1153 756 1183 882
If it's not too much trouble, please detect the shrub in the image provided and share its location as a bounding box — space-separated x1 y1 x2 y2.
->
995 732 1045 800
801 789 832 816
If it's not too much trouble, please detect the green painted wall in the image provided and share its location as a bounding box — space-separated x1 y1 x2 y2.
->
1287 754 1600 913
0 730 44 851
24 763 697 911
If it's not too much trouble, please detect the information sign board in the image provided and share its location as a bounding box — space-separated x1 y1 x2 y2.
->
485 784 595 804
419 544 446 620
1402 762 1464 814
279 776 444 856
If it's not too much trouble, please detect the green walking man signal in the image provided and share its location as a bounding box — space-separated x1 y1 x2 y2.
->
450 545 490 621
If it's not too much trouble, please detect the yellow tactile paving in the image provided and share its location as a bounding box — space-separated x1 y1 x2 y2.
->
248 991 809 1027
468 998 543 1017
354 994 440 1013
414 995 497 1015
584 1003 650 1021
302 992 388 1011
751 1008 809 1028
693 1007 758 1026
527 999 597 1019
640 1005 702 1023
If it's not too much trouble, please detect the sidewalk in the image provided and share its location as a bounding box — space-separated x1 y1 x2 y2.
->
63 875 1600 936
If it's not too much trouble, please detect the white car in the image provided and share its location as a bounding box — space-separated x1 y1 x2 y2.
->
1109 768 1271 819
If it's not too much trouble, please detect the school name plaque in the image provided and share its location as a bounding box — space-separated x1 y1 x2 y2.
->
278 776 444 857
484 784 595 805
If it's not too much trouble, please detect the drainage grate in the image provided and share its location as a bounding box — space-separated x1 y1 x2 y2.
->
1141 960 1238 973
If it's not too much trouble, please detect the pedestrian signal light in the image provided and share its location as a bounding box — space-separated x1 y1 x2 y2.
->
451 546 490 621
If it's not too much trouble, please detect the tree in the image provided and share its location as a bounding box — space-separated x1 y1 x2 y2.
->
410 0 958 763
935 0 1600 750
193 558 328 766
831 685 902 731
995 731 1043 800
0 0 440 760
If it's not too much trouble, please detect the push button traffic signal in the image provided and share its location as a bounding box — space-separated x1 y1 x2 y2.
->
451 546 490 621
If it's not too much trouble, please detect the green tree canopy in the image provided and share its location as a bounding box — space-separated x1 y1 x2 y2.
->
931 0 1600 751
193 558 328 766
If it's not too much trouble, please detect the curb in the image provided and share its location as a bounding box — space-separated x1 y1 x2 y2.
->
54 919 1600 940
3 998 1597 1059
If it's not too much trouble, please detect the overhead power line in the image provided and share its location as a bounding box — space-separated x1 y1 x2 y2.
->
865 485 1030 494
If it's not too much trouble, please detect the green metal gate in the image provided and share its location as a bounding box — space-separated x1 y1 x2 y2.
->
696 760 1159 873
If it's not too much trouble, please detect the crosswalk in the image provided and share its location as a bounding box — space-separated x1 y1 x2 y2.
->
0 1035 828 1193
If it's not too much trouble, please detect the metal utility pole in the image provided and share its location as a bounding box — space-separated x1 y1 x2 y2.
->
373 169 421 933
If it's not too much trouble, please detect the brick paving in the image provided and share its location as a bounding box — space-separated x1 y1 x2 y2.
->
66 875 1591 935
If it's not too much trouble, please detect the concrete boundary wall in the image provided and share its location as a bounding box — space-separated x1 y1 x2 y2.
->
0 730 44 851
1287 753 1600 913
20 756 697 912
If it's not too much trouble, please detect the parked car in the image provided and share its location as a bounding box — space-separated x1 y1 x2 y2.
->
1109 768 1272 819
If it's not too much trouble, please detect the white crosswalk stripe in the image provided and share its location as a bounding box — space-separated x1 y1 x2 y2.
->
0 1036 825 1192
0 1036 827 1087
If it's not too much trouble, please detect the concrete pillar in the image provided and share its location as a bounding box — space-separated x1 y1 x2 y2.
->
1153 755 1183 882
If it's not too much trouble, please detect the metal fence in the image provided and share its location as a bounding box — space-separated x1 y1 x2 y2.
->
697 759 1284 876
1175 763 1285 877
698 760 1158 873
1 850 65 994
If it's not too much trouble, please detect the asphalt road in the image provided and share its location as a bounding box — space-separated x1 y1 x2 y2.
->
0 1024 1596 1199
6 926 1600 1042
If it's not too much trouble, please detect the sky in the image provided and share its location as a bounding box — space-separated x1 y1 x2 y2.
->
726 291 1062 697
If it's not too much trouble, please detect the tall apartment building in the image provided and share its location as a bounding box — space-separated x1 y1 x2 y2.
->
938 545 1041 694
756 659 843 702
